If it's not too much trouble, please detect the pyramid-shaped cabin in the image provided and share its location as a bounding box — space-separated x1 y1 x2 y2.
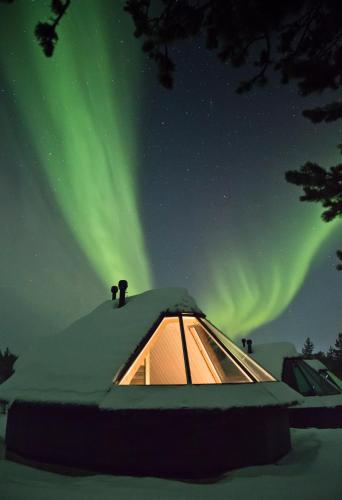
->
0 288 300 478
249 342 342 428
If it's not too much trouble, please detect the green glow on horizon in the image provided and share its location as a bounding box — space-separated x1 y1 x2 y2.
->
201 205 340 337
1 1 152 293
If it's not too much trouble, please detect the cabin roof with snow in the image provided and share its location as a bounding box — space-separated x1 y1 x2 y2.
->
250 342 342 403
249 342 299 380
0 288 300 409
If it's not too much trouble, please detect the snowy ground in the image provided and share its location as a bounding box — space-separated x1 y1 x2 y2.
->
0 414 341 500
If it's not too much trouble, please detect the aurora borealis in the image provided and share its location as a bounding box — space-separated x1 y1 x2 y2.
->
0 0 341 351
1 1 151 293
203 206 339 336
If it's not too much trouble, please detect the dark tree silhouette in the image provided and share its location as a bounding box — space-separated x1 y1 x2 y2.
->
327 333 342 378
326 345 335 360
125 1 342 96
34 0 71 57
3 1 342 98
333 333 342 360
302 336 314 358
0 347 18 384
286 164 342 223
285 163 342 270
124 1 342 267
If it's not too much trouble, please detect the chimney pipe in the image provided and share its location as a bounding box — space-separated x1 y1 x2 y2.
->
241 338 246 348
118 280 128 308
111 285 118 300
246 339 253 354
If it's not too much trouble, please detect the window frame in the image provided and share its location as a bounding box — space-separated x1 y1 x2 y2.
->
115 313 274 386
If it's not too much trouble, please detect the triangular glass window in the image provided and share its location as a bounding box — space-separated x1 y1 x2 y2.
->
117 315 275 385
200 319 275 382
182 317 251 383
282 358 340 396
119 317 187 385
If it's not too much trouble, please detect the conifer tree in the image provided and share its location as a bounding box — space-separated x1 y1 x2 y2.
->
286 164 342 268
302 337 314 358
0 347 18 384
333 333 342 361
326 345 335 360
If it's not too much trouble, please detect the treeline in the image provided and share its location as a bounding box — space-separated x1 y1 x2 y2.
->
0 348 18 384
302 334 342 379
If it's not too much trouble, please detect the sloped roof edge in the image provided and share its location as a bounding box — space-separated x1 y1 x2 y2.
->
0 288 202 404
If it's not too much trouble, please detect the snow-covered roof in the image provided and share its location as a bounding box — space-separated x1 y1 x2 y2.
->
304 359 327 372
297 393 342 408
100 382 300 410
0 288 300 409
249 342 299 380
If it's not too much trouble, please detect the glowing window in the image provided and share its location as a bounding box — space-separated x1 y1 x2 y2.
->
201 319 276 382
119 317 187 385
117 315 275 386
183 318 251 384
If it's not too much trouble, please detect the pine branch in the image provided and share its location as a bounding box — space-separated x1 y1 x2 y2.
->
35 0 71 57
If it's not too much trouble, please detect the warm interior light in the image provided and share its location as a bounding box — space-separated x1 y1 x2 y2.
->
184 323 219 383
117 315 275 385
182 317 252 383
201 319 276 382
119 317 187 385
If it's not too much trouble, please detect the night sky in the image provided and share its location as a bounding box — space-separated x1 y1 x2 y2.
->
0 0 341 354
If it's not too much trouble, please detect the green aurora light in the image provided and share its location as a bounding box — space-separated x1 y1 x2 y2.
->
0 1 152 293
201 202 340 337
0 1 340 340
